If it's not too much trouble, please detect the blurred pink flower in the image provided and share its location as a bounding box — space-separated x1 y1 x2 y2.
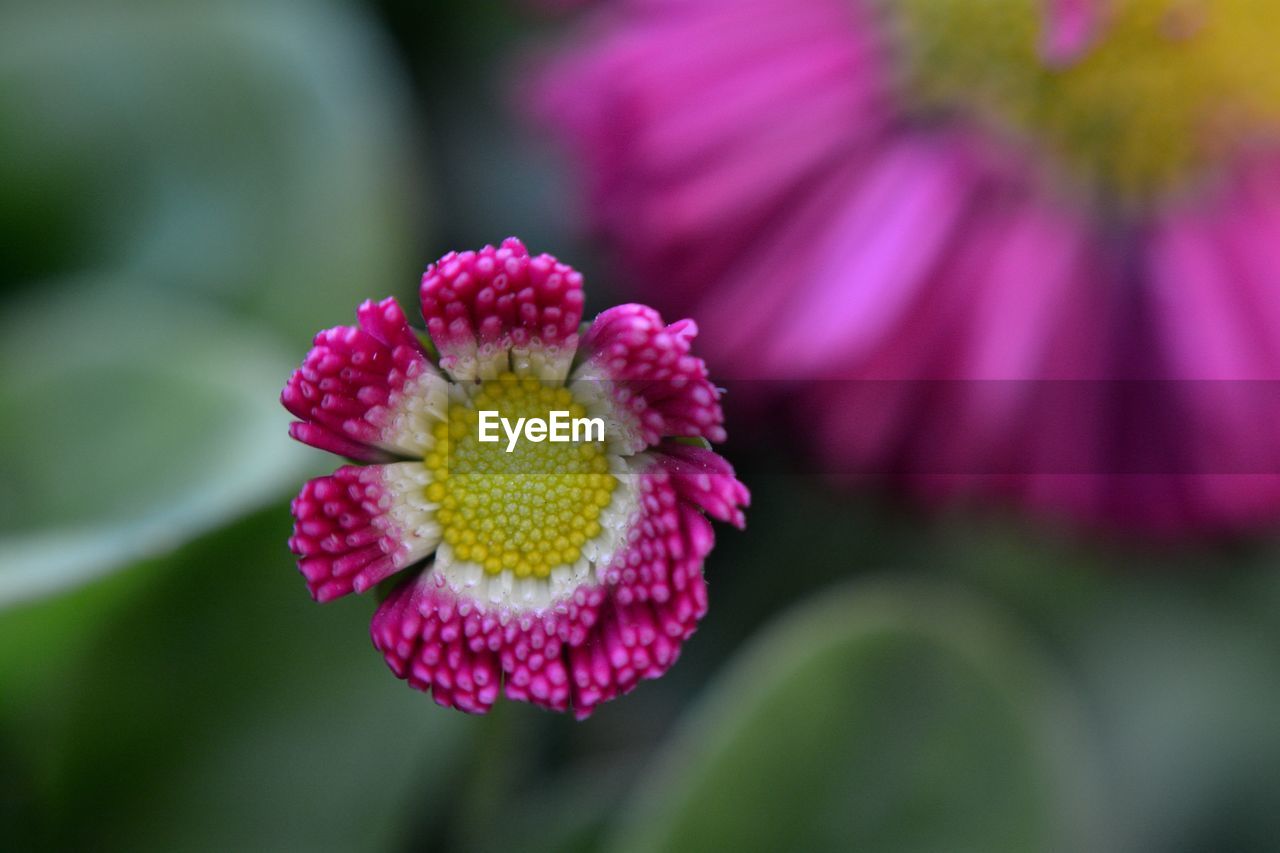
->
534 0 1280 535
283 238 747 717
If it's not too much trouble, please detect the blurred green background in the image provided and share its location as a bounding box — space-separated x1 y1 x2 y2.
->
4 1 1280 850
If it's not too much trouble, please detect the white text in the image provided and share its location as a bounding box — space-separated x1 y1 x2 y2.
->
477 410 606 452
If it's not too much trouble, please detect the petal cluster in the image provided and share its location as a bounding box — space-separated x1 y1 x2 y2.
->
371 447 746 718
283 238 747 716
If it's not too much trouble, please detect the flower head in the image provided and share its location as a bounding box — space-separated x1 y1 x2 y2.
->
283 238 747 717
535 0 1280 535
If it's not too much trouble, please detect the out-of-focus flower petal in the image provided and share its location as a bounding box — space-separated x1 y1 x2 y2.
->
532 0 890 306
534 0 1280 536
1040 0 1107 66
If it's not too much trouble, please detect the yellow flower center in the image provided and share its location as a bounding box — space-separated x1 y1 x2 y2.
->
424 373 617 580
893 0 1280 195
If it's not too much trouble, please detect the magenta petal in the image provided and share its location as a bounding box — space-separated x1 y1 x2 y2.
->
419 237 585 379
575 303 727 451
289 465 431 602
651 443 750 529
530 0 891 308
282 297 436 459
762 137 979 373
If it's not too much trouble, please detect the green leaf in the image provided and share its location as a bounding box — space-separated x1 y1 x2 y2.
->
0 283 314 607
1062 577 1280 853
608 579 1110 853
1 505 468 851
0 0 426 602
0 0 420 339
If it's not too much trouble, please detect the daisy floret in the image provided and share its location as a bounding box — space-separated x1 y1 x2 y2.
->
283 238 748 717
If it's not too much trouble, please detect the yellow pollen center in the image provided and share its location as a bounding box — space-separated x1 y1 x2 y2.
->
894 0 1280 194
424 373 617 580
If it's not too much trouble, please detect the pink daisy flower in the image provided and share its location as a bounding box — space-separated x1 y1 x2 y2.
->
282 238 748 717
535 0 1280 535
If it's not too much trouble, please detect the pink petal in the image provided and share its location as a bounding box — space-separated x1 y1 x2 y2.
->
281 297 436 459
419 237 585 380
762 136 979 373
530 0 890 308
289 464 434 602
575 303 727 452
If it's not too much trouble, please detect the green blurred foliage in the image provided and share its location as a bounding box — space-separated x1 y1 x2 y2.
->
0 283 300 603
0 507 468 851
0 0 421 339
0 0 422 604
607 580 1106 853
3 1 1280 852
